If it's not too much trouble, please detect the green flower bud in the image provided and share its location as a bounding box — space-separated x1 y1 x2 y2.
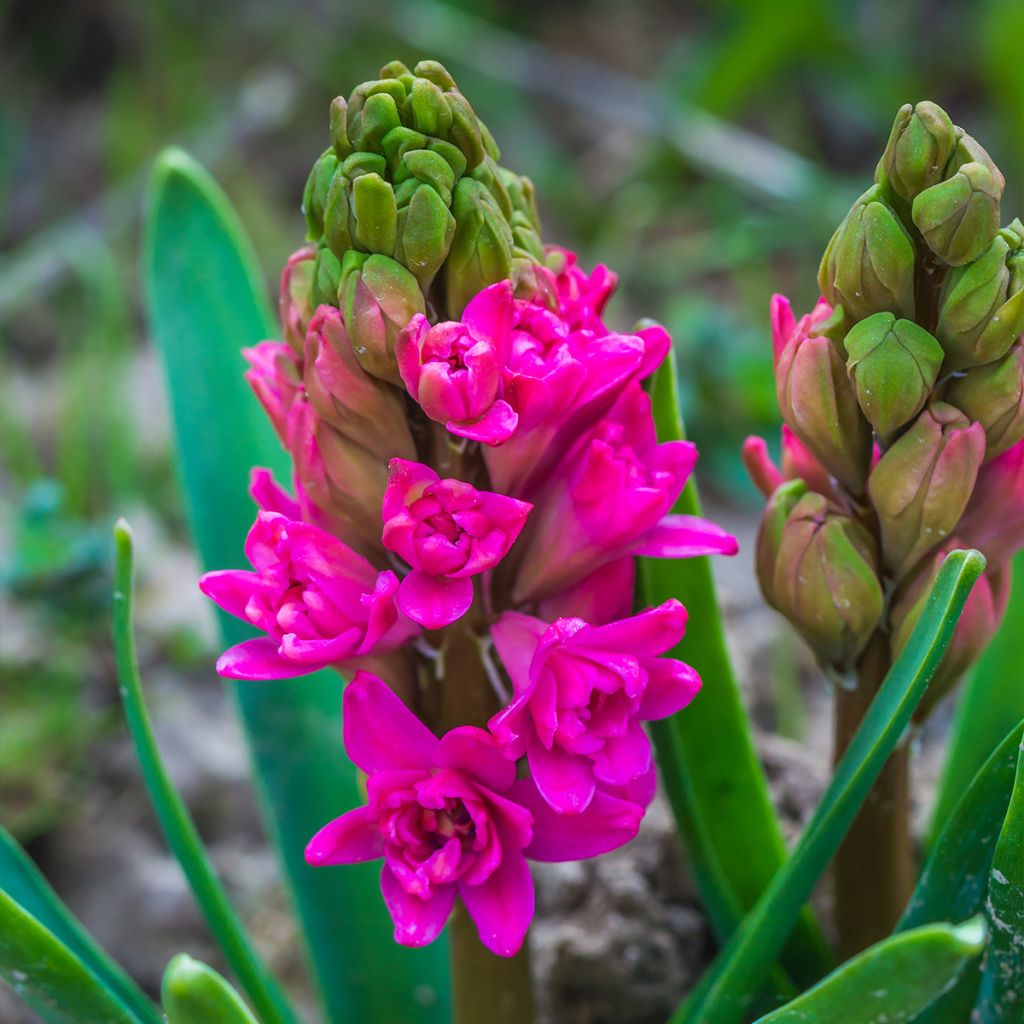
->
936 224 1024 370
395 183 457 290
443 177 514 318
947 340 1024 460
820 186 916 322
912 161 1002 266
771 492 884 669
845 312 944 441
755 479 808 610
879 101 956 202
329 96 352 158
349 172 398 255
311 245 342 308
868 402 986 578
945 127 1006 192
339 252 425 383
302 148 339 240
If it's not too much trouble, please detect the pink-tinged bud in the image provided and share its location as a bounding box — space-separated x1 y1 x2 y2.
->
955 441 1024 569
771 492 884 669
754 478 808 610
396 280 519 445
947 339 1024 460
303 305 416 461
780 425 843 500
199 512 412 679
304 672 643 955
381 459 532 628
244 341 303 447
544 245 618 333
891 547 1010 718
742 436 784 498
769 294 833 369
510 383 737 603
775 322 872 495
280 245 318 355
489 602 700 814
868 402 986 578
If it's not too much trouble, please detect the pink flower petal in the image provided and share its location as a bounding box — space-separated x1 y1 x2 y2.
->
491 612 547 694
436 727 516 792
342 671 438 773
382 458 439 521
458 850 534 957
215 637 316 680
583 600 687 658
305 805 384 865
448 400 519 446
198 569 262 621
397 571 474 629
633 514 739 558
527 736 597 814
381 864 455 948
637 660 701 720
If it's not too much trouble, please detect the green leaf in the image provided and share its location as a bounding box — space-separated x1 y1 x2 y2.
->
930 549 1024 842
641 352 831 987
896 720 1023 1021
0 823 161 1024
141 147 448 1023
112 520 297 1024
752 918 986 1024
0 888 141 1024
672 548 986 1024
162 954 259 1024
976 736 1024 1019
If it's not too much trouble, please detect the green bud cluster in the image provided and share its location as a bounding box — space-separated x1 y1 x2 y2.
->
301 59 543 322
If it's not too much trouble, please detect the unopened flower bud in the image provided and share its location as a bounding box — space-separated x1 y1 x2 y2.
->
935 223 1024 370
311 246 342 308
845 312 944 441
913 162 1002 266
955 441 1024 570
771 492 884 668
279 245 317 355
303 149 340 241
945 127 1006 192
891 548 1008 719
819 185 916 322
754 479 807 609
868 402 986 577
946 339 1024 460
776 330 872 494
443 177 514 318
879 101 956 202
338 251 425 383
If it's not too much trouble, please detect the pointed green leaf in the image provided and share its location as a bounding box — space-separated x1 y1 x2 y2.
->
112 521 297 1024
162 954 259 1024
673 548 986 1024
0 888 142 1024
0 823 160 1024
141 147 448 1022
641 351 831 987
753 919 986 1024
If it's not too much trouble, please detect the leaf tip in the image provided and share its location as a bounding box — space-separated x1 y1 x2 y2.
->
952 914 987 952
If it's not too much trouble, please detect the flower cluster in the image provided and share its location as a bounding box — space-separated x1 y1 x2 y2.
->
746 100 1023 708
201 61 737 957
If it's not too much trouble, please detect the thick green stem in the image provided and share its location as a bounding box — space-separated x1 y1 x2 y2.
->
832 632 913 957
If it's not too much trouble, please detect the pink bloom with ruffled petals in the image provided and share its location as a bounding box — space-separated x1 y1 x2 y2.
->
199 512 409 679
396 281 518 445
305 672 643 955
382 459 532 629
488 601 701 814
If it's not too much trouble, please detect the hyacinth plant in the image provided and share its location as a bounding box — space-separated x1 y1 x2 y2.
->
1 62 1021 1024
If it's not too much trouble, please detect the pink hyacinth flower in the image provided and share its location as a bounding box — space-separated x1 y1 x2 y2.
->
199 511 410 679
305 672 643 955
382 459 532 629
396 281 518 445
511 382 737 603
545 245 618 333
489 600 701 814
244 341 303 448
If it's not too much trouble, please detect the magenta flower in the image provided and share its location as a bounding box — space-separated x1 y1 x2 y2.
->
488 600 701 813
511 382 737 603
305 672 643 955
199 511 409 679
545 245 618 333
382 459 532 629
244 341 303 448
396 280 518 445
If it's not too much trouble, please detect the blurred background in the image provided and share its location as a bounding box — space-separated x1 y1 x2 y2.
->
1 0 1022 1019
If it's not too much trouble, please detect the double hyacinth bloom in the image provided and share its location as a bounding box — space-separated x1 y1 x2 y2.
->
748 99 1023 708
201 59 737 956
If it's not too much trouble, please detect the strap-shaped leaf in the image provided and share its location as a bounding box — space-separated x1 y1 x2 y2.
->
930 549 1024 842
673 548 986 1024
162 954 259 1024
976 737 1024 1019
0 888 141 1024
141 147 448 1022
113 521 297 1024
0 823 160 1024
752 919 986 1024
641 352 831 986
